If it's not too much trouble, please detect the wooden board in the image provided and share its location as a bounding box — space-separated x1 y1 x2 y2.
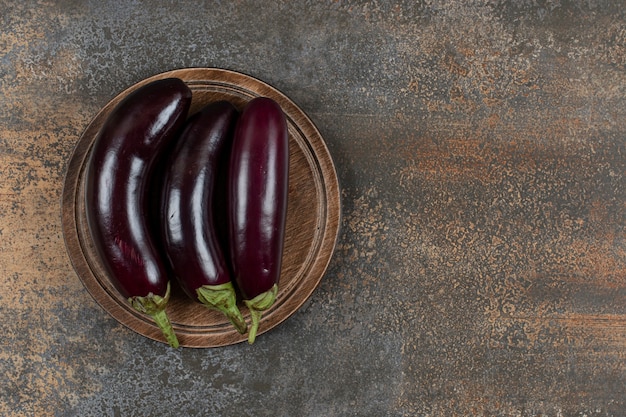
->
61 68 341 347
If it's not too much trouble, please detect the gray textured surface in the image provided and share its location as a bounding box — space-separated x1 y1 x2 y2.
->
1 1 625 416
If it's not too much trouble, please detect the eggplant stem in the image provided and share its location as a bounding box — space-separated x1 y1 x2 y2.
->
243 284 278 344
196 283 247 334
149 309 179 348
128 282 179 348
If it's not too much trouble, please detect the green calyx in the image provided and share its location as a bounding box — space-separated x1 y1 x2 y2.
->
243 284 278 344
128 282 179 348
196 282 247 334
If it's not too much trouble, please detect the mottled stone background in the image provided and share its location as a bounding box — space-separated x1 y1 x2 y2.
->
1 1 625 416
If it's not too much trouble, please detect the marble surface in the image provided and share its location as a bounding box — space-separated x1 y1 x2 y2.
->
1 1 625 416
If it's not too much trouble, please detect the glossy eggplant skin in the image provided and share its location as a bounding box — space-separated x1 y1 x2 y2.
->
162 101 236 293
228 97 289 342
161 101 246 333
84 78 191 347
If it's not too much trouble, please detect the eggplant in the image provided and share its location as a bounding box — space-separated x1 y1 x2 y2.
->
228 97 289 344
161 101 247 334
85 78 192 348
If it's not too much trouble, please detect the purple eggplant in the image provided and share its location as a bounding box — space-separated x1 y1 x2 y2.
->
85 78 192 348
161 101 247 334
228 97 289 344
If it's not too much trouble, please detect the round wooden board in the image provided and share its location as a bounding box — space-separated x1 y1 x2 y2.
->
61 68 341 348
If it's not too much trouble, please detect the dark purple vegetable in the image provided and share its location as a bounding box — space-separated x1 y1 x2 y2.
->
85 78 192 348
228 97 289 343
161 101 246 334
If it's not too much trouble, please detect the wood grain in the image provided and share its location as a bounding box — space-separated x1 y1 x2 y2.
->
61 68 341 347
